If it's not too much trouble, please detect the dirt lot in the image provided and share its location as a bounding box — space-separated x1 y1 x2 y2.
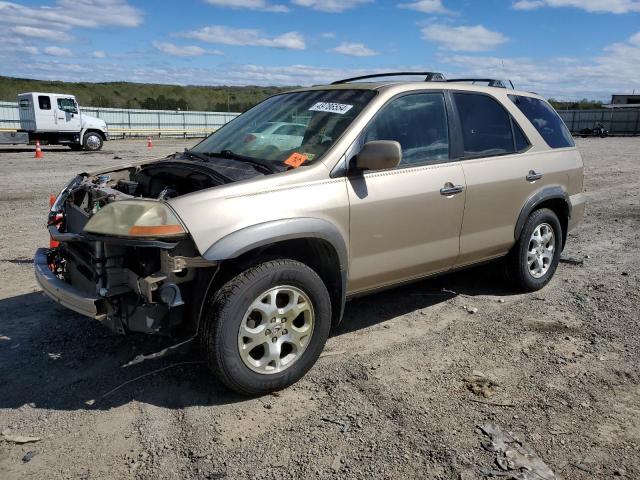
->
0 138 638 479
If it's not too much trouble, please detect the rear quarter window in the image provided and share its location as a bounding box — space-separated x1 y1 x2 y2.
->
38 95 51 110
509 95 574 148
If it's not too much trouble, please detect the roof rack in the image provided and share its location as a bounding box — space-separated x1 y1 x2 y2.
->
331 72 446 85
446 78 515 89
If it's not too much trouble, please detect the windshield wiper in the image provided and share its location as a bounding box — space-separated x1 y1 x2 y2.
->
182 149 211 163
210 150 279 174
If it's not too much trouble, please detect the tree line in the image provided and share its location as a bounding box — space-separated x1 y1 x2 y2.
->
0 76 290 112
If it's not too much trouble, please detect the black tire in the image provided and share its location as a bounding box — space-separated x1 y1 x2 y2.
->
83 132 103 151
506 208 562 292
200 259 332 396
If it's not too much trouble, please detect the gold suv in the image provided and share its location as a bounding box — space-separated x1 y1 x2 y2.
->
35 73 585 394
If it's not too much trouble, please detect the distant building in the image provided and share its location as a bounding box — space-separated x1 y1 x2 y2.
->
605 94 640 108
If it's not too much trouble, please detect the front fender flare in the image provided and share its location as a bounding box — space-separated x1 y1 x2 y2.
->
203 218 349 324
203 217 348 268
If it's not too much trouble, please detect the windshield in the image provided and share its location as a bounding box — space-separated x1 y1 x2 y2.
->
191 89 376 168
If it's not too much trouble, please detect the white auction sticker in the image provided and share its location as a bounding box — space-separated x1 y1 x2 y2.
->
309 102 354 114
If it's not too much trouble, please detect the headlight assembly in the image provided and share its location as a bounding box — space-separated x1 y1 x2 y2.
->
51 175 83 213
83 200 187 238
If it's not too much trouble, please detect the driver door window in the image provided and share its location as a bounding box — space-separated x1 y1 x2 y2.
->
347 91 465 293
361 92 449 168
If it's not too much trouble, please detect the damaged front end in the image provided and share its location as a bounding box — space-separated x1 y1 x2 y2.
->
34 158 237 336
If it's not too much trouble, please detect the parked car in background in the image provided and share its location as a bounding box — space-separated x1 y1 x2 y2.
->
0 92 108 151
244 121 306 154
35 72 584 395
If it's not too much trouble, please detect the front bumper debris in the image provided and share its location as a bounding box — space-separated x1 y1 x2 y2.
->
34 248 106 320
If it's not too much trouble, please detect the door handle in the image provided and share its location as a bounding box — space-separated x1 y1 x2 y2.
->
440 183 464 196
526 170 543 182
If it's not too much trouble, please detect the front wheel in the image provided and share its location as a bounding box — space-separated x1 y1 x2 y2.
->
200 259 332 396
83 132 103 151
506 208 562 292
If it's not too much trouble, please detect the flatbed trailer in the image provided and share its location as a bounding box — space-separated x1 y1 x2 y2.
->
0 131 29 145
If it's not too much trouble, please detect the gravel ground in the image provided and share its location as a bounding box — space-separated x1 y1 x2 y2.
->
0 138 638 479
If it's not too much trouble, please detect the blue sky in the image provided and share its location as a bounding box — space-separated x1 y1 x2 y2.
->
1 0 639 99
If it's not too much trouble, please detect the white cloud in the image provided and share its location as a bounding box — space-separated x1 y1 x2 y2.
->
0 34 38 55
0 0 142 49
512 0 544 9
92 50 107 58
0 58 384 87
153 41 205 57
398 0 453 14
421 24 508 51
152 41 223 57
331 42 378 56
44 46 73 57
9 25 74 42
291 0 371 12
20 46 40 55
204 0 289 12
439 32 640 100
630 32 640 45
0 0 143 29
3 41 639 100
181 26 306 49
512 0 640 13
321 32 336 39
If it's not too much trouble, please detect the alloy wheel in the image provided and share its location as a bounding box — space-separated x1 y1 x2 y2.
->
237 285 315 374
527 222 555 278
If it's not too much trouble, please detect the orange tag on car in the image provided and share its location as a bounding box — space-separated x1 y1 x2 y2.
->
284 152 308 168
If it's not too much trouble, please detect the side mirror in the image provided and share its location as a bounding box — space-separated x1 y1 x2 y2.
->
354 140 402 171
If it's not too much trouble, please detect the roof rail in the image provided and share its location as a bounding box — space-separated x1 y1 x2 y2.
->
446 78 515 89
331 72 446 85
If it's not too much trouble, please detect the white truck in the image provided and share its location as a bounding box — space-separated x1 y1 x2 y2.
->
0 92 109 151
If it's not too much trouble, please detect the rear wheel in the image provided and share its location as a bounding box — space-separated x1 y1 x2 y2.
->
506 208 562 292
201 259 331 396
83 132 103 151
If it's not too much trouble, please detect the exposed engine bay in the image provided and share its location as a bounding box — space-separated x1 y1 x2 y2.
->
44 155 264 336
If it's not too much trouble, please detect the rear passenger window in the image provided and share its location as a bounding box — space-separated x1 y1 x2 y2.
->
38 96 51 110
361 92 449 167
509 95 574 148
453 93 515 157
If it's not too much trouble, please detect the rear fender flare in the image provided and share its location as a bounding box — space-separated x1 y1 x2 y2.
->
514 186 571 240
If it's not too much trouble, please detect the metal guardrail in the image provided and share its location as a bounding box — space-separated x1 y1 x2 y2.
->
3 101 638 137
0 101 240 138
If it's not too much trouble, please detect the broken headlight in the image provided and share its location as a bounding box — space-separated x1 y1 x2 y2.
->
83 200 187 238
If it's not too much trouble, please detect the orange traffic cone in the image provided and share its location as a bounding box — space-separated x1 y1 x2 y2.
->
49 193 60 248
147 136 153 149
35 140 44 159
